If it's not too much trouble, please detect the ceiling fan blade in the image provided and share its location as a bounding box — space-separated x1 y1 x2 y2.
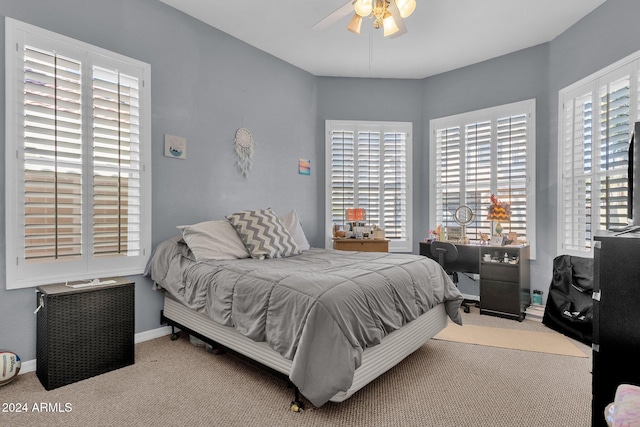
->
387 0 408 38
312 1 353 30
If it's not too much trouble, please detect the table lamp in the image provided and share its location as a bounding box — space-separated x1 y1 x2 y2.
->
346 208 366 222
487 194 510 236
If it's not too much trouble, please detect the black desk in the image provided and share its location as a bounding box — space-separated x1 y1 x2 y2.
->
419 242 481 274
420 242 530 321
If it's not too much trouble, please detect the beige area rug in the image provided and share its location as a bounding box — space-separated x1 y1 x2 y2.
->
434 322 588 357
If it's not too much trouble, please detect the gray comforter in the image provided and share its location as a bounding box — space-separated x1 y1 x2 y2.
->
147 237 463 407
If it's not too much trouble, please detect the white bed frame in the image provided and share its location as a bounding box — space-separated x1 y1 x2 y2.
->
162 295 447 403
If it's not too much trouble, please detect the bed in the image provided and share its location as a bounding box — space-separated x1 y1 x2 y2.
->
146 209 463 408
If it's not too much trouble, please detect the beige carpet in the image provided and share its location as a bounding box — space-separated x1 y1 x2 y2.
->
0 309 593 427
434 322 588 358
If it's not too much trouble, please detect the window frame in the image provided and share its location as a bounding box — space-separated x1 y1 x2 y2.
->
429 99 537 258
558 50 640 257
5 18 152 290
324 120 413 252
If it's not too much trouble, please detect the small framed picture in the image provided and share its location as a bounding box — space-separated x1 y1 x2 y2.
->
164 134 187 159
446 226 462 242
298 159 310 175
490 235 505 246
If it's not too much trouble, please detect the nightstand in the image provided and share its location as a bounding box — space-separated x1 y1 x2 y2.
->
36 277 135 390
333 238 389 252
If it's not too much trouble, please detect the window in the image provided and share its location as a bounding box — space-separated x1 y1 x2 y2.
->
559 52 640 256
325 121 412 252
5 18 151 289
429 100 536 256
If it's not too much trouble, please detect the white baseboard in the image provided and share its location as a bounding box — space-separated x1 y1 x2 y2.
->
134 325 172 344
18 326 173 375
19 359 37 374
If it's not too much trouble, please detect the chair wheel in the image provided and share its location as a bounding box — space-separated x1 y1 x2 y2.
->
290 400 304 412
464 306 470 313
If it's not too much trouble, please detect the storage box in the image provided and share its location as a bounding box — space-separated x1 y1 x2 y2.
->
36 278 135 390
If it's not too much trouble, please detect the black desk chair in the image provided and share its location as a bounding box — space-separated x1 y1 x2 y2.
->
430 241 477 314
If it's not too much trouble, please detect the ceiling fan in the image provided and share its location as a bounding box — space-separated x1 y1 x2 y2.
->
313 0 417 38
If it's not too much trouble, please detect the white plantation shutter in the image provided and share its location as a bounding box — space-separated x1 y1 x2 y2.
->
560 89 593 252
464 122 492 237
5 18 151 289
497 114 528 239
597 76 630 230
23 47 84 263
329 130 355 226
326 121 412 252
92 67 142 258
435 126 461 229
559 55 640 256
383 132 407 240
357 131 381 227
430 100 536 255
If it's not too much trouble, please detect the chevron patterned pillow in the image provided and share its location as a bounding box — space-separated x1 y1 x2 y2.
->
226 208 301 259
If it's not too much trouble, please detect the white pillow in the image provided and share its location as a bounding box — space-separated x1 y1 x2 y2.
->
177 220 250 261
280 209 311 251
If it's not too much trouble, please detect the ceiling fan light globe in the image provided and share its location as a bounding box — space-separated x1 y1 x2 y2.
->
383 13 399 36
347 14 363 34
354 0 373 17
396 0 417 18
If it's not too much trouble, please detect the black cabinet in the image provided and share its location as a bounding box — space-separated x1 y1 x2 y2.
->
592 233 640 427
479 245 530 321
36 278 135 390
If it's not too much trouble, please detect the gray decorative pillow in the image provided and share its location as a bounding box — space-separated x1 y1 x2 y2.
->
226 208 301 259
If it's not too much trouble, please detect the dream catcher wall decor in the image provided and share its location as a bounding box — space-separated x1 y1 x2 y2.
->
234 128 255 177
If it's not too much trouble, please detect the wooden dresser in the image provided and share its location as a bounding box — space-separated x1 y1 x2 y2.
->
333 238 389 252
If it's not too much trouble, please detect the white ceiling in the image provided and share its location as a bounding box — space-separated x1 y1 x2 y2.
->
158 0 606 79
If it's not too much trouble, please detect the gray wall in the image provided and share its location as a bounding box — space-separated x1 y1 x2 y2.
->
545 0 640 294
2 0 639 362
0 0 318 361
